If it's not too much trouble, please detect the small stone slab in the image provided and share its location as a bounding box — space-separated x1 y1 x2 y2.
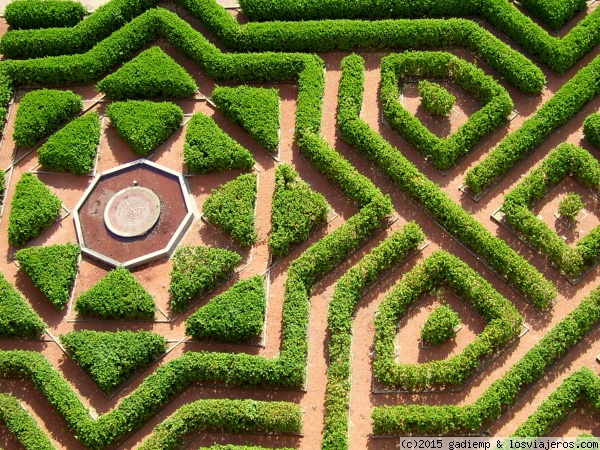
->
104 187 161 237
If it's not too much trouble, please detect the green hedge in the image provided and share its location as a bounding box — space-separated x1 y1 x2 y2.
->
420 304 460 346
0 393 55 449
212 85 280 153
323 223 425 450
583 113 600 149
0 273 46 338
465 55 600 194
96 46 197 100
38 111 100 174
13 89 82 147
4 0 86 30
338 54 556 309
186 275 265 343
558 193 584 221
8 173 62 246
374 250 522 390
419 81 455 117
520 0 586 30
169 245 242 313
372 282 600 435
74 267 156 320
502 143 600 277
270 164 329 258
106 100 183 156
15 243 80 310
381 52 513 170
183 112 255 173
203 173 257 248
61 330 166 393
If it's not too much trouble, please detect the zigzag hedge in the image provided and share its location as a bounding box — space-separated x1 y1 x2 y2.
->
0 393 54 449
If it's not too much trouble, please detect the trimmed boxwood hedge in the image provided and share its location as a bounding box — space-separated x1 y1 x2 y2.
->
96 46 197 100
270 163 329 258
374 250 522 390
186 275 265 343
0 273 46 339
106 100 183 156
212 85 280 153
183 112 255 173
60 330 166 393
38 111 101 174
74 267 156 320
0 393 54 449
520 0 586 30
8 173 62 246
418 80 455 117
338 54 556 309
203 173 258 248
420 304 460 346
4 0 87 30
13 89 82 147
583 113 600 149
15 243 80 310
381 52 513 170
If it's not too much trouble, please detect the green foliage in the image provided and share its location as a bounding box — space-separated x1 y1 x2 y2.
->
0 393 55 449
37 111 100 174
169 245 242 313
338 54 556 309
0 273 46 338
583 113 600 149
8 173 62 246
185 275 266 343
74 267 155 320
381 52 513 170
60 330 166 393
13 89 82 147
4 0 86 30
15 243 80 310
520 0 586 30
96 46 197 100
270 164 329 258
420 304 460 346
418 80 456 117
0 171 5 202
558 193 584 221
183 112 255 173
203 173 258 247
106 100 183 156
212 85 280 152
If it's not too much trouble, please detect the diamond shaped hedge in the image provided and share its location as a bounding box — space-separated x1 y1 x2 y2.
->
374 250 523 390
501 143 600 278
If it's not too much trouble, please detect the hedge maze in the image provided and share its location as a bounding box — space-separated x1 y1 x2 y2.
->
0 0 598 448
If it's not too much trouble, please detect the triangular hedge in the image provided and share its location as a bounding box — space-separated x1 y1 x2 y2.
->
202 173 257 248
0 272 46 338
74 267 155 320
212 86 280 153
15 243 80 310
183 112 255 173
269 164 329 258
60 330 166 393
169 245 242 313
13 89 82 147
185 275 266 343
96 47 197 100
37 111 101 175
8 173 62 246
106 100 184 156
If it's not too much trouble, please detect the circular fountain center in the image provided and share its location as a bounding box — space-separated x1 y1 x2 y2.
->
104 186 161 237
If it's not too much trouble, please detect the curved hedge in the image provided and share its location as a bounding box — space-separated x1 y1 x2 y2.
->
0 273 46 339
5 0 86 30
0 393 55 449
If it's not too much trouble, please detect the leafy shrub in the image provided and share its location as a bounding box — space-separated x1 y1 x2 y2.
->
0 273 46 338
96 46 197 100
418 80 456 117
185 275 265 343
583 113 600 149
38 111 100 174
212 85 280 152
420 304 460 346
106 100 183 156
8 173 62 246
169 245 242 313
74 267 155 320
183 112 255 173
270 164 329 258
60 330 166 393
558 193 584 221
13 89 82 147
203 173 257 247
15 243 80 310
520 0 586 30
4 0 86 30
0 170 5 202
0 393 55 449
